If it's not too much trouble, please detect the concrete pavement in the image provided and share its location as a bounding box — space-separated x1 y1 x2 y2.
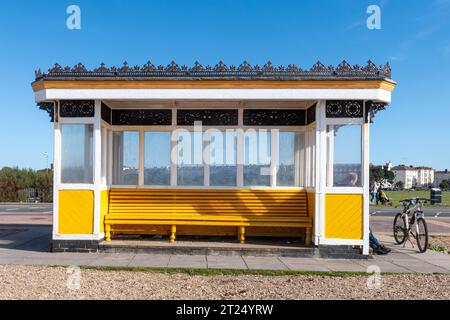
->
0 204 52 225
0 225 449 273
1 204 450 274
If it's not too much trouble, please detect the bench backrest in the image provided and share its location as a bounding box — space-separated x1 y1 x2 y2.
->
108 189 309 217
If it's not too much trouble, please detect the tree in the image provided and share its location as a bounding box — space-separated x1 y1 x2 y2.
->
395 181 404 190
370 166 395 183
370 167 385 183
0 167 53 202
440 180 450 190
385 170 395 183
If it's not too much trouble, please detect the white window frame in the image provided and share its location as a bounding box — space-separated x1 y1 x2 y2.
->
324 118 365 194
102 109 308 190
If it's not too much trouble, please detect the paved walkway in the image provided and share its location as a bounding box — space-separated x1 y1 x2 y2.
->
0 225 449 273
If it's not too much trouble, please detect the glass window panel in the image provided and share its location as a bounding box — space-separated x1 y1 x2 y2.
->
177 131 204 186
61 124 93 183
277 132 302 186
101 128 107 185
328 125 362 187
209 131 237 186
112 131 139 185
244 130 271 186
144 132 171 185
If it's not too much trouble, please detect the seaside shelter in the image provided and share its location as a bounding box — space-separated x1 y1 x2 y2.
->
32 60 396 255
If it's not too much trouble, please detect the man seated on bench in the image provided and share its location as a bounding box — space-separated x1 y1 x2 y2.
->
370 227 391 255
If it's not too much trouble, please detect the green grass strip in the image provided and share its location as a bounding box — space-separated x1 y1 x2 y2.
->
71 265 385 277
42 264 447 276
428 243 449 254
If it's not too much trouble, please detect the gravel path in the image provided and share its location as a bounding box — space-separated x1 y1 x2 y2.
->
0 265 449 300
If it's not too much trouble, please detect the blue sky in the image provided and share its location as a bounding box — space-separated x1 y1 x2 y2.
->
0 0 449 170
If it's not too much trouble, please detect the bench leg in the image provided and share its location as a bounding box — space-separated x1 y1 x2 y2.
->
238 227 245 244
305 227 311 246
170 225 176 243
105 224 111 242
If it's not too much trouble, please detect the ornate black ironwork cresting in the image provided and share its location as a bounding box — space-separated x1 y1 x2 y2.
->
177 109 238 126
38 102 55 122
101 102 112 124
325 100 364 118
34 60 392 81
243 109 306 126
306 104 316 125
111 109 172 126
60 100 95 118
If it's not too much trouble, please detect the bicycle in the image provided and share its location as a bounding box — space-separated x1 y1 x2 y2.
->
393 198 429 253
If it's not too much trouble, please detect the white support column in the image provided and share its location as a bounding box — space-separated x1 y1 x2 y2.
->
53 102 61 238
93 100 102 236
304 131 310 188
315 100 327 245
326 127 334 187
362 102 371 255
101 127 107 185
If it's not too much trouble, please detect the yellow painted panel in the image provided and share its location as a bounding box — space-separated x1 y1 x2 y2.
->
325 194 363 240
58 190 94 235
100 190 109 233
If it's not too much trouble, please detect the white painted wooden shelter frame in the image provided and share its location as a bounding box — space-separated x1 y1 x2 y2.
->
313 100 370 254
40 87 390 251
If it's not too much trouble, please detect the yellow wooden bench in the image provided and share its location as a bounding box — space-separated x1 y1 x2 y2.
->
104 189 312 244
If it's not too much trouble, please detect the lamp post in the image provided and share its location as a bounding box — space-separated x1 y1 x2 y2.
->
43 152 48 173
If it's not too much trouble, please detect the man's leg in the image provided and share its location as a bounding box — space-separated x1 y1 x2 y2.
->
369 227 381 249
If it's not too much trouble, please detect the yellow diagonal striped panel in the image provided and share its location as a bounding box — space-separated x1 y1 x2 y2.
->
58 190 94 235
325 194 363 240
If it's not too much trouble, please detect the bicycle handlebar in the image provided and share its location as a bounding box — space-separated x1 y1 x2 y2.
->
399 198 430 203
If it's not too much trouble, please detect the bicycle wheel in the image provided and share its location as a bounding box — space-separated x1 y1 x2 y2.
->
393 213 407 244
416 217 428 253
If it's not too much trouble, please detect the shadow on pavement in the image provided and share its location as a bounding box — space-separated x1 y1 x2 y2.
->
0 224 52 252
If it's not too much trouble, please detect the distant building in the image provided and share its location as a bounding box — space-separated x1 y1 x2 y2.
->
392 165 435 189
435 169 450 187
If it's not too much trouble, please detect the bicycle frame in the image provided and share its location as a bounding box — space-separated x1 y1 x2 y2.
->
400 198 425 246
